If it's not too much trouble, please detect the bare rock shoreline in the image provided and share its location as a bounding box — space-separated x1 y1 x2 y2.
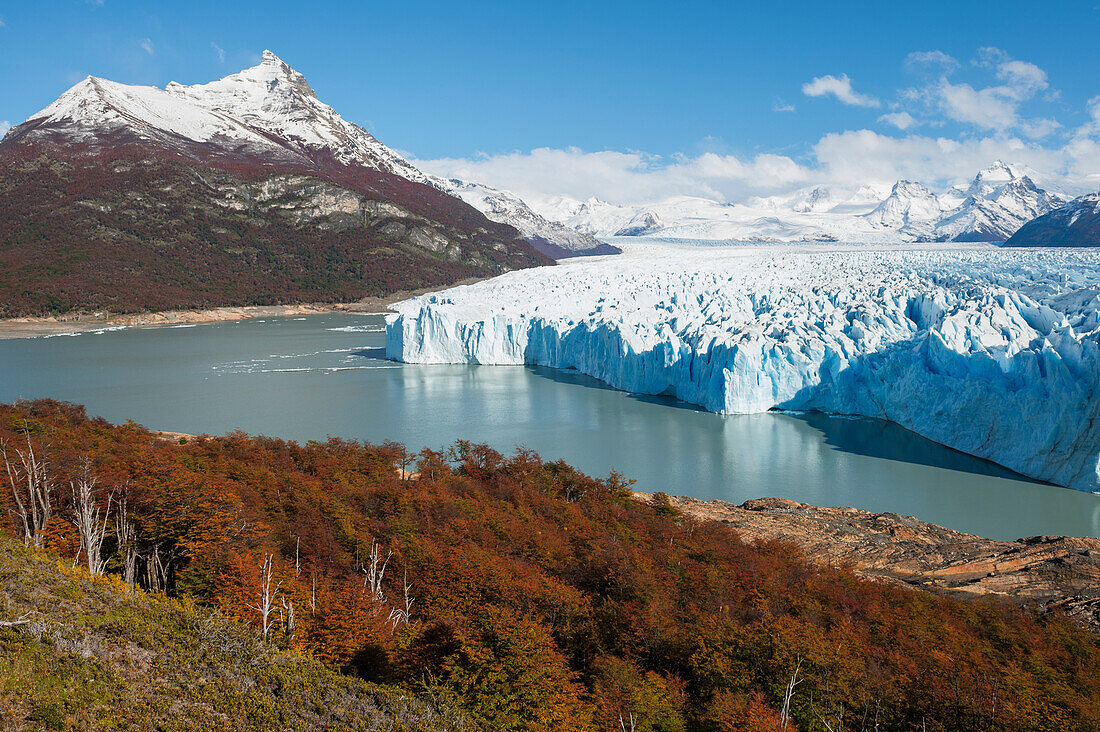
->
638 493 1100 632
0 278 486 340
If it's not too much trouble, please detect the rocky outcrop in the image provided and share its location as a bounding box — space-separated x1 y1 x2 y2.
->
641 493 1100 632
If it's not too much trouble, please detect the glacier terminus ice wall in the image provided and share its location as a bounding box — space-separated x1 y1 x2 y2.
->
387 241 1100 491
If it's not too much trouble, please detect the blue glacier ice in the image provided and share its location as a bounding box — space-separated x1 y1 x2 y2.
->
387 241 1100 491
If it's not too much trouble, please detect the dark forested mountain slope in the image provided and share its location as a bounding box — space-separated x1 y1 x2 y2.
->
1005 193 1100 247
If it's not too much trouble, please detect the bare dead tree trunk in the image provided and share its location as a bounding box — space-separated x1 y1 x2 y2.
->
0 612 37 627
2 434 55 549
362 539 390 604
618 712 636 732
145 543 172 593
113 486 139 586
247 553 282 640
281 597 296 641
780 656 804 730
71 459 113 576
809 693 837 732
145 544 160 592
388 568 415 631
310 574 317 614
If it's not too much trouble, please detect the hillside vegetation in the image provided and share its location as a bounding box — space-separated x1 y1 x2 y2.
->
2 400 1100 730
0 534 474 730
0 145 549 318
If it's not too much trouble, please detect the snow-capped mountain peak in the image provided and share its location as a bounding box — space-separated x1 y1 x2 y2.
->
929 163 1069 242
963 160 1023 199
865 181 943 234
973 159 1017 182
615 210 663 236
21 52 429 182
11 51 609 256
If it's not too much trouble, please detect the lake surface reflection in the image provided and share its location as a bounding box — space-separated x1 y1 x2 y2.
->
0 313 1096 540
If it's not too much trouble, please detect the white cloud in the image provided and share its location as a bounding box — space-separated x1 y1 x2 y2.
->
802 74 880 108
902 50 1055 133
1088 96 1100 127
412 48 1100 208
905 50 958 73
211 42 226 63
811 129 1065 188
416 147 811 205
1019 117 1061 139
141 38 154 55
879 111 918 130
773 101 796 113
0 15 6 28
0 121 10 138
936 79 1019 129
995 59 1048 97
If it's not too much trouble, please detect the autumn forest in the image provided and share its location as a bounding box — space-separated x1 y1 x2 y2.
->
1 400 1099 731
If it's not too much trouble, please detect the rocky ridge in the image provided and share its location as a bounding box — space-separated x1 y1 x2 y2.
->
644 493 1100 632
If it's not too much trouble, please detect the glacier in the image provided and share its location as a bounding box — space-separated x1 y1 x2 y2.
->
386 240 1100 491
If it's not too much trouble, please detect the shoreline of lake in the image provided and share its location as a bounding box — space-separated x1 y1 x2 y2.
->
644 492 1100 632
0 277 488 340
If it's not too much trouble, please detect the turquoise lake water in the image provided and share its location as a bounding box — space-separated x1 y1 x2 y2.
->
0 312 1096 541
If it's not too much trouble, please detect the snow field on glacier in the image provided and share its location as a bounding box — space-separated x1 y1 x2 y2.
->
386 240 1100 491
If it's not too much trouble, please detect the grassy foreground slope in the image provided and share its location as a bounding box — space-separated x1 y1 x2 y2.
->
2 400 1100 730
0 536 473 731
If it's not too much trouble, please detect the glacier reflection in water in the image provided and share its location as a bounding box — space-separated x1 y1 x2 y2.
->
0 312 1096 541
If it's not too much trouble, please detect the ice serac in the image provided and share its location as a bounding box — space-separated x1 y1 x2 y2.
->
387 241 1100 491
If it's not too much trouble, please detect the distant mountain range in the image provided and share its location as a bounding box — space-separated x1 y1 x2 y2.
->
0 51 610 317
0 49 1089 321
525 160 1071 244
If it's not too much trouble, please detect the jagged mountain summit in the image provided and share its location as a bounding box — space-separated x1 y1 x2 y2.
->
6 50 602 260
530 162 1068 244
1005 193 1100 247
906 161 1069 242
14 51 430 179
0 52 573 317
863 181 947 239
437 179 616 258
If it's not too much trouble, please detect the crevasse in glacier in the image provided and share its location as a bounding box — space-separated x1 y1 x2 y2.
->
386 241 1100 491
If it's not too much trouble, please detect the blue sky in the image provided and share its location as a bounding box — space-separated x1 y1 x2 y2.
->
2 0 1100 203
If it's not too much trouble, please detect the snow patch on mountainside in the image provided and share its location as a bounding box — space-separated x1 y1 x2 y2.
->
387 240 1100 491
437 179 612 256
